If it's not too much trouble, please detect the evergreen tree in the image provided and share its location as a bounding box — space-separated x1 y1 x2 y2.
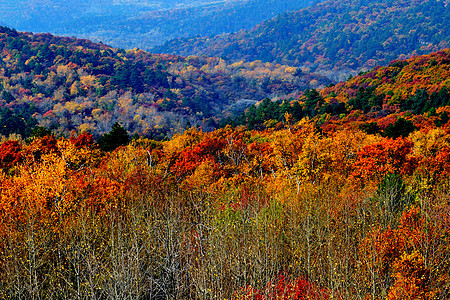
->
383 118 416 139
98 122 130 151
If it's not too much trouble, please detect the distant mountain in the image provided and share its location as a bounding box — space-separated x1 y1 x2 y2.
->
0 0 314 50
0 26 330 139
154 0 450 81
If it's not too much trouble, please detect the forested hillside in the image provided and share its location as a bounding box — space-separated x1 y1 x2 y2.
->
0 0 314 50
0 26 329 140
154 0 450 81
1 66 450 298
1 0 450 296
229 49 450 132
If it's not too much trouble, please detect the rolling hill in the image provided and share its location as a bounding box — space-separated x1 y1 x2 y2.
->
0 0 315 50
0 26 330 139
154 0 450 81
1 49 450 300
227 49 450 136
1 6 450 298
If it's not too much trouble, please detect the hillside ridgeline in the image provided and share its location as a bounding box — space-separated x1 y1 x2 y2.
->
154 0 450 81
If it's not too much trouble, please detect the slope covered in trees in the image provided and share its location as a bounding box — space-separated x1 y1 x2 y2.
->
228 49 450 133
154 0 450 81
1 46 450 299
1 101 450 298
0 0 314 50
0 26 330 140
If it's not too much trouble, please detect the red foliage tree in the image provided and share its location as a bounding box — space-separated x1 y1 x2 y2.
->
69 132 95 149
351 137 417 186
0 140 22 171
237 275 329 300
171 136 226 179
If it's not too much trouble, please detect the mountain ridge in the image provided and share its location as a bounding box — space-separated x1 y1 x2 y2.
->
0 0 315 50
153 0 450 81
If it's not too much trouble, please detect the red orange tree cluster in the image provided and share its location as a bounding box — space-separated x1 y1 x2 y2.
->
0 111 450 298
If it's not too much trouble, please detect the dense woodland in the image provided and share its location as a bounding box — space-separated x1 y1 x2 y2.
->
92 0 315 50
0 26 329 140
1 0 450 297
0 0 314 50
0 46 450 298
1 100 450 298
154 0 450 81
228 49 450 131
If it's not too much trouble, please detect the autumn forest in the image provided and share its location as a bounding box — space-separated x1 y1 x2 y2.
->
1 0 450 299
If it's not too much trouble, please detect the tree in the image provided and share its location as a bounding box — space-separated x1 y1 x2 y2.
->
351 137 416 186
383 118 416 139
0 140 22 172
98 122 130 151
387 251 430 300
304 89 323 117
31 126 52 138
